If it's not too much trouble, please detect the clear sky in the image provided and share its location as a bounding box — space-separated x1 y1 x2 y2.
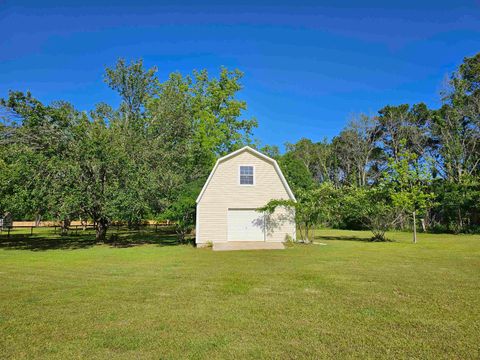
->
1 1 479 147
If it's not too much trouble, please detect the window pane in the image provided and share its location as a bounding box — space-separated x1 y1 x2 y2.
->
240 166 254 184
240 175 253 184
240 166 253 175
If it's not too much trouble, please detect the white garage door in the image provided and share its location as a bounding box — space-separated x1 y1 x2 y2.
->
227 209 265 242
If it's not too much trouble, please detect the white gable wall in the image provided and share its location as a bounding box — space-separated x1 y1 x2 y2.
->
197 150 295 245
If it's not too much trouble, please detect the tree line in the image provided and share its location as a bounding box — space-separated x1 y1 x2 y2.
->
263 53 480 241
0 53 479 242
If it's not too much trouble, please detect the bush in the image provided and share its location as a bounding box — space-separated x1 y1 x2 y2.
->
342 186 398 242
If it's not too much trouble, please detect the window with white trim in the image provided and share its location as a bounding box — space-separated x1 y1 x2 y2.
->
239 166 254 185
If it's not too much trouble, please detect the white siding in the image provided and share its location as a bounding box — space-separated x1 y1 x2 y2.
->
197 150 295 244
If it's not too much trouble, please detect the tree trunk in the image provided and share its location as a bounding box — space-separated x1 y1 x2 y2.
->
413 210 417 244
34 214 42 227
457 208 463 231
298 226 305 243
176 227 187 244
96 219 108 242
60 219 71 236
420 218 426 232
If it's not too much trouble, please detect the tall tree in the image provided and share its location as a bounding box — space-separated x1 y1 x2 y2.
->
191 68 257 160
285 138 334 184
333 114 383 187
278 152 315 193
104 58 157 128
377 103 431 161
0 93 83 226
432 53 480 182
382 145 436 243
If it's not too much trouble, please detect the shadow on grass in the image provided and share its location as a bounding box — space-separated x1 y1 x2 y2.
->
314 234 393 243
0 228 190 251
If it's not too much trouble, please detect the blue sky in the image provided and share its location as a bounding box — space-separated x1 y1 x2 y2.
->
1 1 479 147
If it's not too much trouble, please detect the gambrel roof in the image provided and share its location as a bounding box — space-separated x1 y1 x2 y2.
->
196 146 296 203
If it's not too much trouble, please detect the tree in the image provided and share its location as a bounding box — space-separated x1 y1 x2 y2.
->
278 152 315 193
430 104 479 183
259 144 281 159
160 181 202 243
377 103 431 162
432 177 480 233
259 183 340 243
70 115 112 240
431 53 480 183
191 68 257 160
382 146 436 243
342 186 399 241
104 58 157 128
144 72 197 214
285 138 334 183
332 114 383 187
0 93 84 228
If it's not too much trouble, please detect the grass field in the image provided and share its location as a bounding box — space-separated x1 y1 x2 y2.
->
1 228 479 359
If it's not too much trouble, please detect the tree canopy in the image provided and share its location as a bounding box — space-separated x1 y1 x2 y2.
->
0 60 256 241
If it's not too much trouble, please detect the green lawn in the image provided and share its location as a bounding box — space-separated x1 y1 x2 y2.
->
1 229 479 359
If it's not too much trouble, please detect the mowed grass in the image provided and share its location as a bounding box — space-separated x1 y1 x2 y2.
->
0 229 479 359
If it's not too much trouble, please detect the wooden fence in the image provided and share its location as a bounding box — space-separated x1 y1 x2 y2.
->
0 220 173 238
10 220 171 227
